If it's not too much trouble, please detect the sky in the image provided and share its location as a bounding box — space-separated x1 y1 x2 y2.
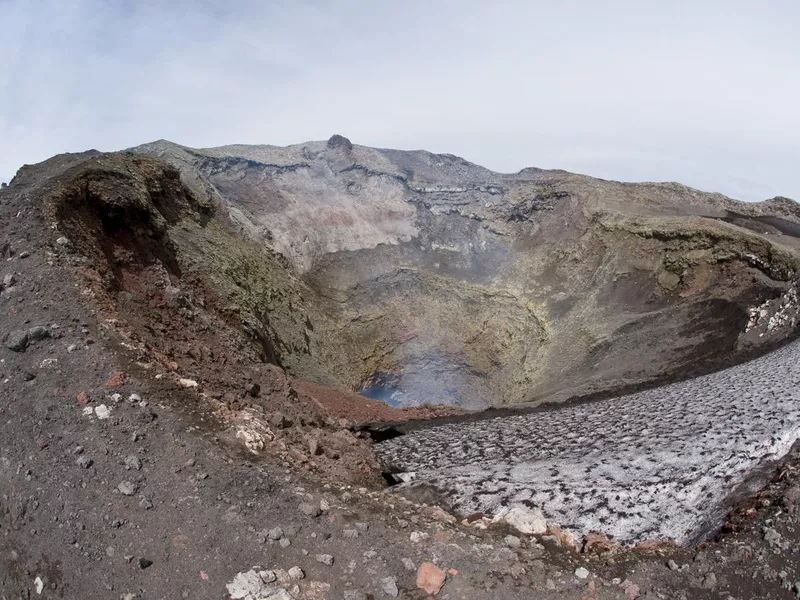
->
1 0 799 201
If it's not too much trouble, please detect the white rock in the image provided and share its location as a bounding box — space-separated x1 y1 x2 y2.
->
34 575 44 595
380 576 399 597
288 566 304 580
501 505 547 535
94 404 111 420
315 553 334 566
236 428 266 453
575 566 590 579
410 531 429 543
258 570 277 583
178 378 199 389
273 569 292 586
226 569 277 599
117 481 136 496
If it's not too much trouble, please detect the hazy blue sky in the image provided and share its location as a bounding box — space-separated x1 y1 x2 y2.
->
2 1 798 200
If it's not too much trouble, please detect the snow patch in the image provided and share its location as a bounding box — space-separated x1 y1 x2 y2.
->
379 339 800 545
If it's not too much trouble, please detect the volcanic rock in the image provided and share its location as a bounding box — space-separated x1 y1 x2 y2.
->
501 506 547 535
5 330 28 352
416 562 447 595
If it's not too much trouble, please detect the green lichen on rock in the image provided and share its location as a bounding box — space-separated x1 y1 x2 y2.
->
599 214 800 282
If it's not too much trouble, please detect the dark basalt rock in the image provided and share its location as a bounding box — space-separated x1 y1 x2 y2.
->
327 134 353 151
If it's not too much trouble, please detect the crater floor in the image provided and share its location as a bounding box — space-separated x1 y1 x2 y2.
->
377 338 800 545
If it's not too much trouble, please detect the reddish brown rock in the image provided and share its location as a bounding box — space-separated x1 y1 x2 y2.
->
416 562 447 595
582 532 618 554
583 579 597 599
433 531 453 543
105 370 126 388
464 512 485 523
621 579 640 599
546 523 578 552
634 539 678 552
76 391 90 405
425 506 456 524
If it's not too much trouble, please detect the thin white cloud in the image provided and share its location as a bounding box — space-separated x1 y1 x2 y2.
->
1 0 798 201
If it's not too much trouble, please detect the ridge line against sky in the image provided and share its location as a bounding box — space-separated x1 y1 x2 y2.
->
1 0 798 201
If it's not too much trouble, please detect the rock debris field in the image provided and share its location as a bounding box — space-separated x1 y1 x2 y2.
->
377 339 800 546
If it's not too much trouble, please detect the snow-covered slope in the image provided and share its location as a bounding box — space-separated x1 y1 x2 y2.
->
378 339 800 545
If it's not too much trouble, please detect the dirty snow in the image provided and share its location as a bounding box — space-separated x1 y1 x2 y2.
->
377 339 800 545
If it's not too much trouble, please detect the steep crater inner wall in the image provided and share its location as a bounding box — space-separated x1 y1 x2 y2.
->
303 216 792 409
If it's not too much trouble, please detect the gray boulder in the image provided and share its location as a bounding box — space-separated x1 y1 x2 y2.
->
6 330 29 352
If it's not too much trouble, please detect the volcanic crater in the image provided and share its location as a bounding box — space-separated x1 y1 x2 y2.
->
125 135 800 413
7 135 800 552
